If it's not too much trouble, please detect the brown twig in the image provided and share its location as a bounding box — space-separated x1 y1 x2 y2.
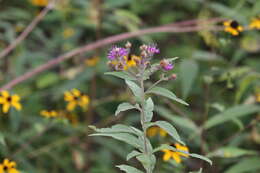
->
0 1 55 59
0 23 224 91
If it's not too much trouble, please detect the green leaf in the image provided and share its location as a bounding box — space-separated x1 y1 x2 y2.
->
36 72 60 89
144 98 154 122
136 153 156 172
225 157 260 173
105 71 136 81
204 104 260 129
179 60 198 99
189 153 212 165
125 80 142 98
116 165 144 173
155 106 198 132
148 121 184 145
89 124 142 137
90 133 142 149
115 102 137 116
127 150 142 161
147 87 189 106
0 133 5 146
153 144 179 153
207 147 257 158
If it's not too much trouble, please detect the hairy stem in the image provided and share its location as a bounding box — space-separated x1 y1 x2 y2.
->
139 69 152 173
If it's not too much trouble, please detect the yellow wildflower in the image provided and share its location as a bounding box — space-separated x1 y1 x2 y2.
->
0 91 22 113
124 55 141 69
64 89 90 111
30 0 49 6
62 28 75 39
250 17 260 30
256 93 260 103
0 159 19 173
223 20 243 36
85 56 100 67
40 110 58 118
162 143 189 163
147 126 167 137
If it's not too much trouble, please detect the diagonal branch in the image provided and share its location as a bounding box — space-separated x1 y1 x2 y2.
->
0 1 55 59
0 20 224 91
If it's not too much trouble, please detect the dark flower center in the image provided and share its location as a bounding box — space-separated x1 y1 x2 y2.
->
3 165 8 170
7 96 12 102
230 20 239 29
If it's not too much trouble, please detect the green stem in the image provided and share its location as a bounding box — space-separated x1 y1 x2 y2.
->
139 69 152 173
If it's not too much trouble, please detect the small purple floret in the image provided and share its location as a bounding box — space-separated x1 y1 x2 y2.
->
107 46 128 60
163 63 174 71
147 45 160 54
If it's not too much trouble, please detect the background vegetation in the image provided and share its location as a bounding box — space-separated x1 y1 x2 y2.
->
0 0 260 172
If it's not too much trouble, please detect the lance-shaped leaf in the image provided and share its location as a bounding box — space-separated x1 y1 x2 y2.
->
180 60 198 99
125 80 142 99
127 150 142 161
116 165 144 173
146 87 189 106
137 153 156 172
207 147 257 158
224 157 260 173
189 153 212 165
148 121 184 145
204 104 260 129
89 124 142 137
115 102 138 116
144 98 154 122
89 133 142 149
105 71 136 81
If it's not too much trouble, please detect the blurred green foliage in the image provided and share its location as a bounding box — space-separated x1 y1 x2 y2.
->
0 0 260 173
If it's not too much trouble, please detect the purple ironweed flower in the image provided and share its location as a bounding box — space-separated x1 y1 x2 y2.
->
107 46 128 60
147 45 160 55
160 59 174 71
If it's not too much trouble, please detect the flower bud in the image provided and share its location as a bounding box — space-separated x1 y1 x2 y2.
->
125 41 132 48
160 59 174 71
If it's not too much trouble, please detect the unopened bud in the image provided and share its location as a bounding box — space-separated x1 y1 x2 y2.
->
168 74 177 80
140 44 147 51
125 42 132 48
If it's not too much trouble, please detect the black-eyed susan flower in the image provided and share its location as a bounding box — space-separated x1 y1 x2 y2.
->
0 91 22 114
147 126 167 137
0 159 19 173
62 28 75 39
40 110 58 118
249 17 260 30
162 143 189 163
85 56 100 67
30 0 49 6
223 20 243 36
124 55 141 70
64 89 90 111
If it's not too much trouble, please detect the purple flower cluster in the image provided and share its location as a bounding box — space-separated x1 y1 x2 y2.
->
107 46 128 60
147 45 160 55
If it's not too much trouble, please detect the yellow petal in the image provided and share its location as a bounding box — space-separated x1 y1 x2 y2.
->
64 91 73 101
11 95 20 102
72 88 81 97
163 151 172 161
0 97 6 104
3 159 9 165
9 168 19 173
0 165 4 173
3 104 10 113
1 91 9 98
12 102 22 111
172 153 182 163
66 102 76 111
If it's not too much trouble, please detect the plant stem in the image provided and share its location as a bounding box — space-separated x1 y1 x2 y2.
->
139 69 152 173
